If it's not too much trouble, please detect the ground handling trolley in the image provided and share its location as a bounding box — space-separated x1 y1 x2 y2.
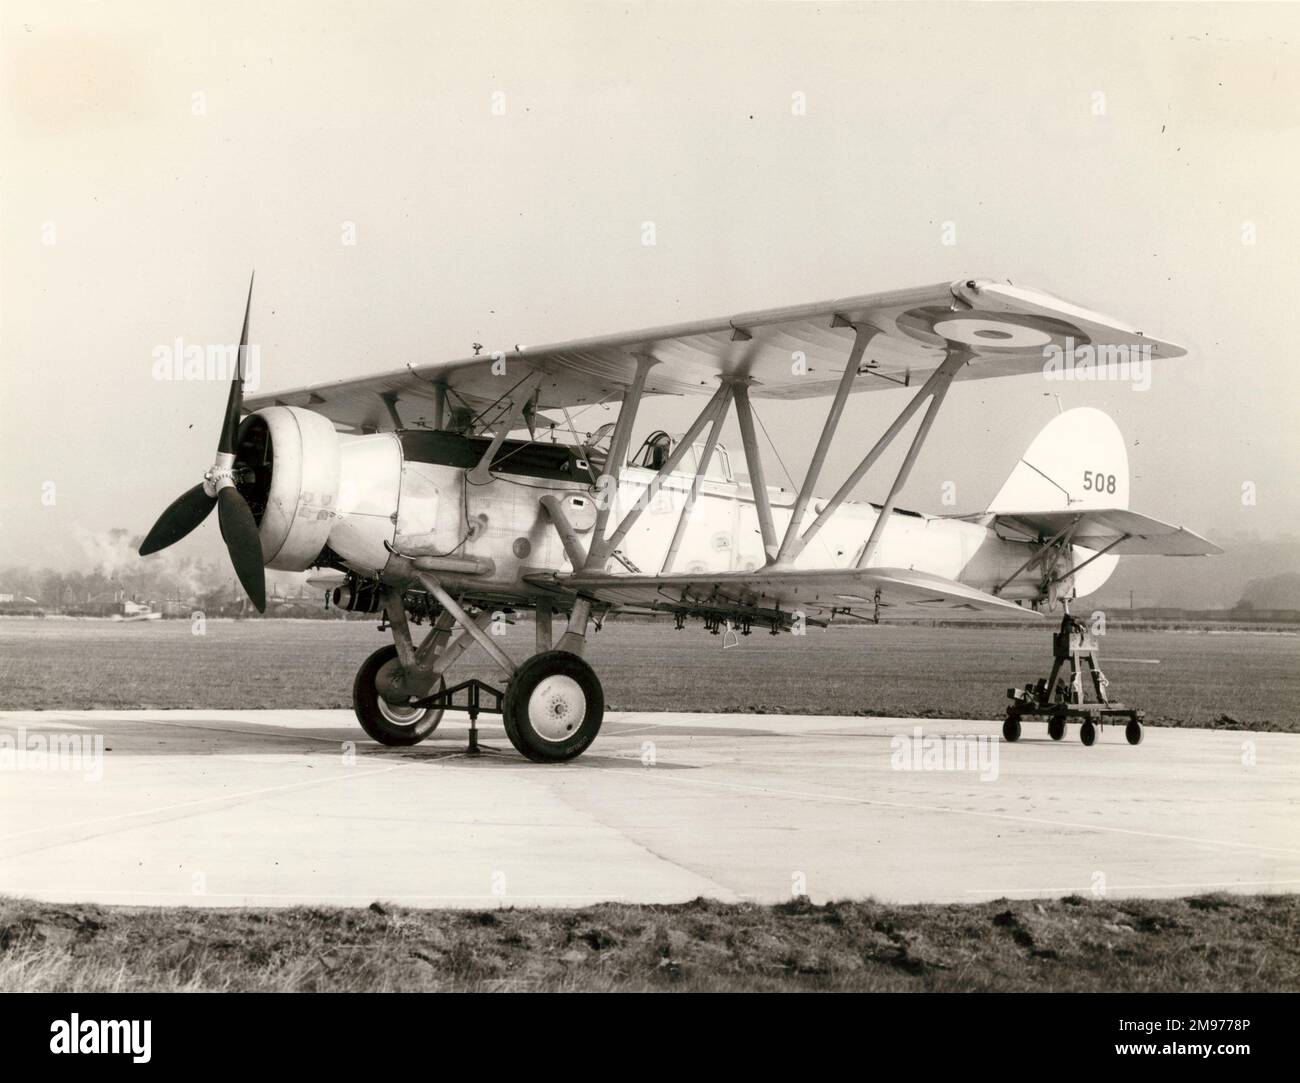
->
1003 610 1144 747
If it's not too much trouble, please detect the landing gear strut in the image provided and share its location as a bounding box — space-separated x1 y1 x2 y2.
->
352 581 605 763
1004 611 1144 747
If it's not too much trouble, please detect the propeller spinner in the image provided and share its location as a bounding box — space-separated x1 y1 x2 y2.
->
139 274 266 612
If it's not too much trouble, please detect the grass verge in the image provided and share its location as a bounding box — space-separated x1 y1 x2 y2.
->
2 893 1297 992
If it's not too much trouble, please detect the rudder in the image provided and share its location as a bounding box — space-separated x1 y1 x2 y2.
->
989 407 1128 598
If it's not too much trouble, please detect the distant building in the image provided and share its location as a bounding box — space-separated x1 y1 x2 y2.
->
0 589 43 616
63 591 126 618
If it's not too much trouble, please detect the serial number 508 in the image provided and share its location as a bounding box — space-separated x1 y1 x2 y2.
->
1082 471 1116 493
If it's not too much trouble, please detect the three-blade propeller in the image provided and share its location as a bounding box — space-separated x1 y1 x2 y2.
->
138 274 266 612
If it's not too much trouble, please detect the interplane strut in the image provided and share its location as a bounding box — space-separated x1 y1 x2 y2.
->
532 323 975 585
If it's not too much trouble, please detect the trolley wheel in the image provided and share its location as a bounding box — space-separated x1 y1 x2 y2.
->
1125 719 1144 746
1047 716 1067 741
352 644 444 746
1079 719 1098 747
502 650 604 763
1002 714 1022 743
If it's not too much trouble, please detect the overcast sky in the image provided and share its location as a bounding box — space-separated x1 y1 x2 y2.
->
2 0 1297 571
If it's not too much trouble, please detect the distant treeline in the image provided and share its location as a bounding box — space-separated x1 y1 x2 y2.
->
0 526 310 614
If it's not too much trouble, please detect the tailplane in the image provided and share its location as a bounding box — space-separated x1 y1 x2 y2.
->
988 408 1218 600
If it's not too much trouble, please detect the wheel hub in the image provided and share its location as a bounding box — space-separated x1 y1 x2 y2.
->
374 660 425 726
527 675 586 742
376 696 425 726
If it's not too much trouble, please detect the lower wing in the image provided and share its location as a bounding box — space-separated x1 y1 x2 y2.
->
525 566 1040 626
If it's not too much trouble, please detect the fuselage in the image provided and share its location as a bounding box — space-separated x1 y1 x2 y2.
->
315 428 1050 607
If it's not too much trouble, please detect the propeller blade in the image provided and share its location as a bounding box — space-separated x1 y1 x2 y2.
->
218 271 255 456
217 486 266 612
138 484 217 556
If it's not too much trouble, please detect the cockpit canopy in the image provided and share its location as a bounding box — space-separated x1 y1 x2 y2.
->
631 430 733 482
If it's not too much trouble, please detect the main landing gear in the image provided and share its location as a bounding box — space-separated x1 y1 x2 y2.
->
1003 611 1144 747
502 650 605 762
353 643 445 746
351 583 605 763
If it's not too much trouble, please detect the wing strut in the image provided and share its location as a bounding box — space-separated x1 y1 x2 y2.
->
548 372 733 647
732 380 778 557
774 322 879 563
553 354 657 655
598 380 732 560
584 355 656 567
660 383 734 574
563 329 973 581
854 348 966 568
776 345 972 567
539 493 589 569
467 372 543 484
432 383 448 430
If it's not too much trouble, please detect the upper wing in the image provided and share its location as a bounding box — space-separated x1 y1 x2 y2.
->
524 565 1041 624
244 279 1185 431
987 508 1222 556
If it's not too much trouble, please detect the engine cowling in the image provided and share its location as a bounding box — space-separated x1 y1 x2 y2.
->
234 406 342 570
234 406 407 574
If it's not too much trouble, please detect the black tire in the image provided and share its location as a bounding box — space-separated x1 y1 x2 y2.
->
1080 719 1098 747
1047 716 1067 741
1125 720 1144 746
352 644 444 747
503 650 604 763
1002 714 1022 743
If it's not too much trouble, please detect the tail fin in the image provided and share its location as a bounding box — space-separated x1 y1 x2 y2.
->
990 406 1129 514
990 407 1128 598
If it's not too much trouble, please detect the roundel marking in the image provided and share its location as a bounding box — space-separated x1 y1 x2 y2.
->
894 305 1086 353
930 318 1054 349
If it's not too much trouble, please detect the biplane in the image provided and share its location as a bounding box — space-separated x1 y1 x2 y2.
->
140 277 1219 761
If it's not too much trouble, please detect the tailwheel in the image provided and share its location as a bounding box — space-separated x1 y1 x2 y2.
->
503 650 604 763
1079 719 1098 747
352 644 444 746
1125 719 1144 746
1002 713 1022 743
1047 716 1067 741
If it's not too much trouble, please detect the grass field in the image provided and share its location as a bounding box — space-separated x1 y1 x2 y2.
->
1 617 1295 730
2 892 1296 992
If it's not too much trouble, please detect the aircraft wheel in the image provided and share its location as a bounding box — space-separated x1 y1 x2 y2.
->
352 644 444 746
1079 719 1098 747
1047 717 1067 741
1126 720 1144 746
1002 714 1022 743
503 650 604 763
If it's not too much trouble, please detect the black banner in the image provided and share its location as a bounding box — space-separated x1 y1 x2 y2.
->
2 991 1292 1069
